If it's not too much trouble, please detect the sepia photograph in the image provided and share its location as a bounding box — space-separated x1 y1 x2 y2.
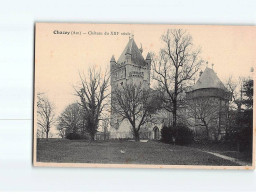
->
33 23 255 169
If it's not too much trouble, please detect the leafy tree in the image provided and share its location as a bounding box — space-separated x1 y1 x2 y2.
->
238 79 253 152
243 79 253 110
57 103 85 138
226 78 253 152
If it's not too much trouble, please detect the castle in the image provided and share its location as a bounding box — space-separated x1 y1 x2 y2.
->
110 37 151 90
108 37 231 141
186 67 232 140
109 37 164 139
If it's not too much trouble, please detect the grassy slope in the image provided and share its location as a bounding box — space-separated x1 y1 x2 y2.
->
37 139 240 166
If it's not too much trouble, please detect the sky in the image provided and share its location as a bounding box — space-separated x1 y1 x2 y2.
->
35 23 256 135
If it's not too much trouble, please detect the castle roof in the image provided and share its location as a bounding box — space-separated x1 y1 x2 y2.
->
110 55 116 62
191 67 228 91
117 38 146 66
146 52 151 60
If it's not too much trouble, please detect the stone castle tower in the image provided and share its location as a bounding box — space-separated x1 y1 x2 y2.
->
109 37 152 138
186 67 232 140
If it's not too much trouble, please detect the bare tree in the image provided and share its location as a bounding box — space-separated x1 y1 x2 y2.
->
186 97 220 138
226 76 244 112
56 103 84 138
152 29 203 126
37 93 55 139
75 68 109 141
112 83 161 141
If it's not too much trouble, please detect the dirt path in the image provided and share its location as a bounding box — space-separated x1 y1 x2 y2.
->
198 149 250 166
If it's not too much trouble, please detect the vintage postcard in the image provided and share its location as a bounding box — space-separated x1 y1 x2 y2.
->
33 23 255 169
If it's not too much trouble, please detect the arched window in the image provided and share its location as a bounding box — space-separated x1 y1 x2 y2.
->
153 126 160 140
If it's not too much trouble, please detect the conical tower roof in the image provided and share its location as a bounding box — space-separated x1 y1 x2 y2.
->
117 38 146 66
110 55 116 62
146 52 151 60
192 67 228 91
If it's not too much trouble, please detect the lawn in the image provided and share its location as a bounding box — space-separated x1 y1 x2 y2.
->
190 142 252 163
36 139 243 166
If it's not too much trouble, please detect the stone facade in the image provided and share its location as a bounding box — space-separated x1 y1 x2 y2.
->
186 68 232 140
109 37 162 140
109 38 231 141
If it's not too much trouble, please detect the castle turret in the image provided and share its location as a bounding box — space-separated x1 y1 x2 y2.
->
186 67 232 141
110 55 116 72
146 52 151 69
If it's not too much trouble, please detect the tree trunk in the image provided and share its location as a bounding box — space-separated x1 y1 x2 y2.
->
134 129 140 142
173 67 178 127
90 131 95 141
46 131 49 140
172 103 177 127
206 125 211 140
202 120 210 140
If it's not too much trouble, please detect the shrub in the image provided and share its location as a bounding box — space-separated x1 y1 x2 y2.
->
226 109 253 152
175 125 194 145
238 110 253 152
160 126 173 144
161 125 194 145
66 132 83 140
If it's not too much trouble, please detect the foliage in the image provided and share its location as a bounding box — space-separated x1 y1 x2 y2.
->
160 126 173 144
175 125 194 145
239 110 253 151
161 125 194 145
242 79 253 109
56 102 87 139
225 78 253 152
66 132 84 140
226 110 253 152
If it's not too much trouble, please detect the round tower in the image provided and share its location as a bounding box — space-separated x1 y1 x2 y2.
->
186 67 232 141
